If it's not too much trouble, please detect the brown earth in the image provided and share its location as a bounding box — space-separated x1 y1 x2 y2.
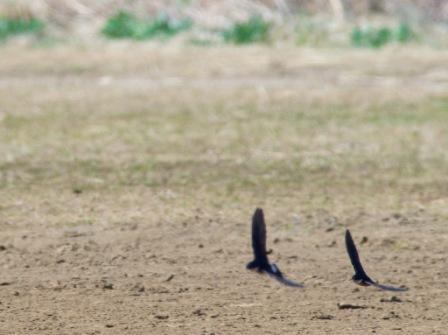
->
0 45 448 334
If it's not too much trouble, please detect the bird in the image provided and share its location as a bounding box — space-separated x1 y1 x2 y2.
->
345 229 408 292
246 208 303 287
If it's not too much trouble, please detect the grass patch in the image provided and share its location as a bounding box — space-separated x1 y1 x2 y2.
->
1 48 447 210
101 11 192 40
351 22 414 48
0 16 44 40
221 15 271 44
1 84 447 199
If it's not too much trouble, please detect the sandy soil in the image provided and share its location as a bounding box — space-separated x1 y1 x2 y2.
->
1 190 448 334
0 45 448 334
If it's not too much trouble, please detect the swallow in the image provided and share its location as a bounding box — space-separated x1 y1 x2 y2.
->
345 229 408 292
246 208 303 287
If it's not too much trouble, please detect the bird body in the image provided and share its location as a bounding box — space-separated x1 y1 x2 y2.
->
247 208 303 288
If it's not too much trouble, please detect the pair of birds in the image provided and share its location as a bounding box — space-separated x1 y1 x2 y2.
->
247 208 408 292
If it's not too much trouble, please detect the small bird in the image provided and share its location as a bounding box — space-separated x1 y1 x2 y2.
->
345 229 408 292
246 208 303 287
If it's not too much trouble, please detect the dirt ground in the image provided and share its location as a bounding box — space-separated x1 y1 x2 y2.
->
1 44 448 334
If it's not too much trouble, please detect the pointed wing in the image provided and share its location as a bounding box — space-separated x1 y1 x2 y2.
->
370 282 409 292
345 230 371 281
345 230 408 292
251 208 269 265
266 264 303 288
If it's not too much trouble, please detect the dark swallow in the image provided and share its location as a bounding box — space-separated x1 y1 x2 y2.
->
345 229 408 292
247 208 303 287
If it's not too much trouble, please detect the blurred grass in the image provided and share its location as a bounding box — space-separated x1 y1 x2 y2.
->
295 18 331 46
0 1 447 48
1 79 447 212
221 15 271 44
102 11 192 40
0 16 44 40
0 46 447 215
351 22 414 48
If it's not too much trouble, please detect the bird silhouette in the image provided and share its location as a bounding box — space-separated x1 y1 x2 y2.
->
345 229 408 292
247 208 303 287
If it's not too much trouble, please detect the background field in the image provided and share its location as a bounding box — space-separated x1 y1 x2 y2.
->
1 0 447 48
0 44 447 334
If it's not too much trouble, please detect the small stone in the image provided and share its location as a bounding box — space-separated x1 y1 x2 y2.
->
131 283 145 293
155 315 169 320
327 240 336 247
72 187 83 194
337 303 367 310
102 282 114 290
380 296 402 303
382 311 400 320
192 309 206 316
312 314 334 320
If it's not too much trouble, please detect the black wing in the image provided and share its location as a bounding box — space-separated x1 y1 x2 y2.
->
345 230 372 282
266 264 304 288
251 208 269 266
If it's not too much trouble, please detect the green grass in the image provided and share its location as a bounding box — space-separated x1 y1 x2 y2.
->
0 16 44 40
351 22 414 48
221 15 271 44
101 11 192 40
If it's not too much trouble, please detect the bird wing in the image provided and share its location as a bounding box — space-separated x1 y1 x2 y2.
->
250 208 303 288
266 264 303 288
345 229 371 281
251 208 269 265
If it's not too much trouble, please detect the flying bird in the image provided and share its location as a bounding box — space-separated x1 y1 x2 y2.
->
345 229 408 292
246 208 303 287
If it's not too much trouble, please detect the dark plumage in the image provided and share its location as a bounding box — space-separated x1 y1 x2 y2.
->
247 208 303 287
345 229 408 292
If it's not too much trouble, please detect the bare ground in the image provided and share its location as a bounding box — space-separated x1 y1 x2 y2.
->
0 45 448 334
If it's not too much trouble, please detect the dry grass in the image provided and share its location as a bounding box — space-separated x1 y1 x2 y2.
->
1 45 448 214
